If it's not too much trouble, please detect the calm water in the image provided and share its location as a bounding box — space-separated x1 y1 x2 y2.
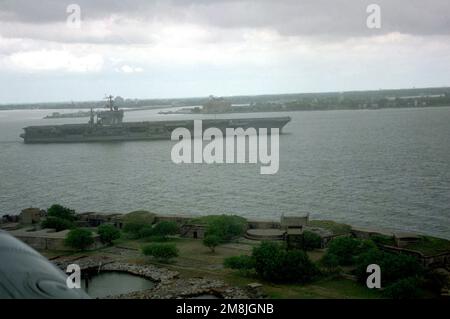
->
81 272 154 298
0 106 449 239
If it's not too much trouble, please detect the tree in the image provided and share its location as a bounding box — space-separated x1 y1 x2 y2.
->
325 237 361 266
252 241 285 281
280 250 320 283
123 222 147 239
65 228 94 250
142 243 178 262
354 249 424 285
204 215 247 242
41 216 74 231
252 241 319 283
122 211 155 239
203 235 221 252
47 204 76 221
97 224 120 245
382 277 423 299
42 204 76 231
138 225 155 239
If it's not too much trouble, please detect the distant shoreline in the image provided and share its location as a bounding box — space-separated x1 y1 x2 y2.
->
1 103 450 115
156 103 450 116
1 86 450 111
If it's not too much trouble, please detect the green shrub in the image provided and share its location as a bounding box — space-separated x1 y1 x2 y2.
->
47 204 76 221
97 224 120 244
302 231 322 250
123 222 145 233
224 255 255 270
325 237 361 266
379 253 423 284
383 277 423 299
358 239 379 252
65 228 94 250
320 252 340 272
138 225 155 239
123 222 147 238
354 249 424 285
252 241 319 283
42 216 74 231
152 221 179 238
124 220 178 240
252 241 285 281
142 243 178 262
281 249 320 283
224 255 255 276
203 235 221 252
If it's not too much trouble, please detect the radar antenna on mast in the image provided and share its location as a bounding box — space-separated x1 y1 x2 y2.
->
105 95 115 111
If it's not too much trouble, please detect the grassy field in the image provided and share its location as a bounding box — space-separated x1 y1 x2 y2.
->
262 278 381 299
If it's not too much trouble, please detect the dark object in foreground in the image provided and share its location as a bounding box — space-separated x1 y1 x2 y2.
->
0 230 90 299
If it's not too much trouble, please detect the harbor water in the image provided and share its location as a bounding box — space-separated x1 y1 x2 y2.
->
0 106 449 239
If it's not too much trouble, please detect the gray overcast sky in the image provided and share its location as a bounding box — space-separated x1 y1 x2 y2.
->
0 0 449 103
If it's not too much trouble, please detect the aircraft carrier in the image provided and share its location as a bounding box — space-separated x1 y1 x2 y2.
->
20 96 291 144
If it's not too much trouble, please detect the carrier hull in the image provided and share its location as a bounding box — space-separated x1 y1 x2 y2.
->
21 117 291 144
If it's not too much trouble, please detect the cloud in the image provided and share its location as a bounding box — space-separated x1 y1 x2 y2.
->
0 0 449 41
6 49 104 72
116 64 144 73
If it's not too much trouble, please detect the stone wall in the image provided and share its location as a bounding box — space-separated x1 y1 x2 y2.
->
280 214 309 229
247 220 280 229
180 224 207 239
20 208 43 225
154 215 191 225
17 234 66 250
11 229 104 251
71 212 299 231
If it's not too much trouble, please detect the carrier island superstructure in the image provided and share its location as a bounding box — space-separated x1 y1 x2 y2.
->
20 96 291 144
